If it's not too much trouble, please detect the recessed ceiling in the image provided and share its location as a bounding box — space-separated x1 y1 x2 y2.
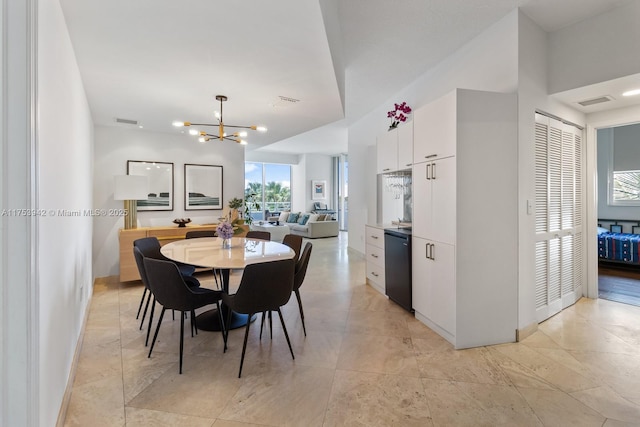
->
59 0 636 155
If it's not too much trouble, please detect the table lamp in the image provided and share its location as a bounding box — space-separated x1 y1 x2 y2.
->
114 175 149 229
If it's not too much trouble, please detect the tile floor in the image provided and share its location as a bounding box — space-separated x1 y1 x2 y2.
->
64 233 640 426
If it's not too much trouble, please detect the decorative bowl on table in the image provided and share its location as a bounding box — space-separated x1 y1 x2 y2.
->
173 218 191 228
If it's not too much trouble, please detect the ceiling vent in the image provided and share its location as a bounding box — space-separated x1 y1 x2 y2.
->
278 96 300 103
114 117 139 125
577 95 614 107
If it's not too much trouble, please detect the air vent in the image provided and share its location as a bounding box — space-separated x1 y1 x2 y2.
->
577 96 614 107
278 96 300 103
114 117 139 125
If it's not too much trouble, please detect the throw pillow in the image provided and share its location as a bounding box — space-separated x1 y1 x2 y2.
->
287 212 300 223
316 214 326 221
308 214 319 222
278 211 289 223
298 214 310 225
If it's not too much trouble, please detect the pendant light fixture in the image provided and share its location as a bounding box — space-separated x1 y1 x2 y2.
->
172 95 267 145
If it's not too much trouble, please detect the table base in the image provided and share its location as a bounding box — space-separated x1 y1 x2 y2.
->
195 309 256 331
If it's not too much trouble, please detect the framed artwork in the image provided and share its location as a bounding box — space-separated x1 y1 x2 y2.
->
127 160 173 211
633 225 640 234
184 164 223 210
610 224 623 233
312 180 326 200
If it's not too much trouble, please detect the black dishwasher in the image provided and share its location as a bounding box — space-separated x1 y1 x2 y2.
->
384 228 412 312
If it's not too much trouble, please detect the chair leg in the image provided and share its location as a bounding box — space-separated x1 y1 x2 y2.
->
238 312 253 378
136 287 148 319
148 307 166 358
259 311 266 340
277 308 295 360
225 308 232 354
191 309 198 337
145 296 156 347
295 290 307 337
179 312 185 374
139 290 152 330
216 301 227 351
269 310 273 339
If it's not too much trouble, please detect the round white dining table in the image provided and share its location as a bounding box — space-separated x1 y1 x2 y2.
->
161 236 295 331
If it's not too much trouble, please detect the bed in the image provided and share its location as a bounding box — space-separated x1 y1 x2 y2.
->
598 227 640 265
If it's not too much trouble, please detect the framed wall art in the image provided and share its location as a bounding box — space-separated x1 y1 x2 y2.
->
127 160 174 211
184 164 223 210
312 180 326 200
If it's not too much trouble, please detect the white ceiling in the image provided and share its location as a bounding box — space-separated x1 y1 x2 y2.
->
59 0 638 155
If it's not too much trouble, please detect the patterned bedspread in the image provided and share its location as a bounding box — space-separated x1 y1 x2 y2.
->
598 232 640 264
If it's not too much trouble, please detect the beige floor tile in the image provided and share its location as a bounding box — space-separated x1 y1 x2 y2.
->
124 407 215 427
345 309 411 337
324 370 433 426
219 366 334 427
211 420 266 427
571 385 640 423
569 350 640 402
414 345 512 385
422 379 542 426
337 333 420 376
64 375 125 427
493 343 600 393
519 330 562 349
518 388 606 426
127 354 242 419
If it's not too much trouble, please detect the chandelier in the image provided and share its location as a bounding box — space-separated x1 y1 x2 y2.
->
172 95 267 145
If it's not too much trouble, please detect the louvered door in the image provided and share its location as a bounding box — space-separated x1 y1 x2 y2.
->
535 114 584 323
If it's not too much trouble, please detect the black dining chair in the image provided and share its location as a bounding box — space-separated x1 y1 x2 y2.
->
293 242 313 336
185 230 222 289
144 257 227 374
260 241 313 339
134 246 202 346
222 258 295 378
246 230 271 241
185 230 217 239
282 234 303 260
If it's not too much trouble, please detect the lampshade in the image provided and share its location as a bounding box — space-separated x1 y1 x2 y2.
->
114 175 148 200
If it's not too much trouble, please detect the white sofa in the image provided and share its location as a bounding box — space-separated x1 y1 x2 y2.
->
279 212 339 238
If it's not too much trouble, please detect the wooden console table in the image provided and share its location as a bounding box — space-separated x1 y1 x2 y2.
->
119 223 249 282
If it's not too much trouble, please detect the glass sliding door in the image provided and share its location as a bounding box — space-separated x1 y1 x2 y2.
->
244 162 291 222
333 154 348 231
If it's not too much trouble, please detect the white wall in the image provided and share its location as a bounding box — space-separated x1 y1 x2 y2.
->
548 0 640 94
38 0 95 425
93 126 245 278
298 153 333 212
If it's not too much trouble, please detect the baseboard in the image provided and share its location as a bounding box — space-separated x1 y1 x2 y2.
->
55 282 94 427
515 321 538 342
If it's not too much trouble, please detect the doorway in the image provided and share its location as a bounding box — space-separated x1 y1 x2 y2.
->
595 122 640 307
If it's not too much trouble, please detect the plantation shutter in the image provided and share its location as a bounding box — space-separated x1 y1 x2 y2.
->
534 113 584 323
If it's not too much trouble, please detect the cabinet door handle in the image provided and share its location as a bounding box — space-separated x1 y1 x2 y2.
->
371 254 378 258
425 154 437 159
431 243 435 261
425 243 429 259
383 168 390 172
431 162 436 180
406 163 412 167
426 163 431 180
371 235 378 239
371 272 379 277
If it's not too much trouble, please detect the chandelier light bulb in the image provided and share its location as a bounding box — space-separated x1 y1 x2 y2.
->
172 121 185 127
189 129 199 135
256 126 267 132
214 111 221 119
198 136 206 143
240 140 248 145
239 131 248 137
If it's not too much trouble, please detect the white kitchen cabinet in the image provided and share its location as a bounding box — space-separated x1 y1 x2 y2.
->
365 225 386 295
376 122 413 174
411 88 518 349
412 157 456 245
412 236 455 338
413 91 456 163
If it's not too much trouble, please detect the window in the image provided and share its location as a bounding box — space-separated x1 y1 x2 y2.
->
244 162 291 221
612 170 640 203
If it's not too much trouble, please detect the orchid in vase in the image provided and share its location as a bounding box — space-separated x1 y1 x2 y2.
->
387 101 412 131
217 221 234 248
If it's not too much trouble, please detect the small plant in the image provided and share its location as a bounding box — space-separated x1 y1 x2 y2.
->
243 192 261 225
228 197 243 210
387 101 412 130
